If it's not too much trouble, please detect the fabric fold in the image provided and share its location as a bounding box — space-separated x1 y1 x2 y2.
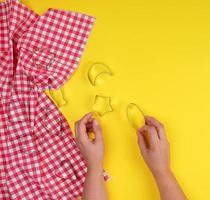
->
0 1 108 200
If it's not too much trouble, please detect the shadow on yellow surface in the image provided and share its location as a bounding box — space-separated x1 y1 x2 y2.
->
23 0 210 199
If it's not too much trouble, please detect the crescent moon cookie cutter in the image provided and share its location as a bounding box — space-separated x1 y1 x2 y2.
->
126 103 145 130
88 62 113 86
92 95 113 116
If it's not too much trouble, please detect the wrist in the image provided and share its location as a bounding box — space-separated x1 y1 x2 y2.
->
152 168 173 181
87 164 104 175
87 168 104 178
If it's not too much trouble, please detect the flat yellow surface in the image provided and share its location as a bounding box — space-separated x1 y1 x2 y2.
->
23 0 210 199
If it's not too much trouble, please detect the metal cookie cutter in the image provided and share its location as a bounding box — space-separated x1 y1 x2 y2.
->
88 62 113 86
46 77 67 107
49 88 67 107
126 103 145 130
92 95 113 116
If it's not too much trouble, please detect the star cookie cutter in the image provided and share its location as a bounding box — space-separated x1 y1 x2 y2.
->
92 95 113 116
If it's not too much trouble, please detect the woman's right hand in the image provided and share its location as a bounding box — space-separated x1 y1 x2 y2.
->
137 116 187 200
137 116 171 177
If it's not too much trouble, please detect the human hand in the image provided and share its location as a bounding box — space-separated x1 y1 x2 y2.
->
75 112 104 173
137 116 171 178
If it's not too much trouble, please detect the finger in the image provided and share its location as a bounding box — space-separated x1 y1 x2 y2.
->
86 122 93 128
77 112 94 140
139 125 159 148
75 122 86 143
87 119 94 128
137 127 149 148
79 112 94 125
74 122 83 148
74 122 79 139
86 121 95 139
137 132 147 154
86 127 94 132
92 119 103 142
86 122 94 132
145 116 166 140
88 117 94 122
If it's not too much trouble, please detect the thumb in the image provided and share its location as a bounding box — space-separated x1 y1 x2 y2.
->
137 131 147 155
92 119 103 142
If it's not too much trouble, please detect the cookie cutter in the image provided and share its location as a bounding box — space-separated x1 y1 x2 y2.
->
49 88 67 107
126 103 145 129
92 95 113 116
88 62 112 86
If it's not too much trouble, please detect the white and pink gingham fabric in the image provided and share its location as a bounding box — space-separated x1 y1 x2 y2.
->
0 0 108 199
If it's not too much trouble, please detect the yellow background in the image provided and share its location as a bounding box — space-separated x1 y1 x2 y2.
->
22 0 210 199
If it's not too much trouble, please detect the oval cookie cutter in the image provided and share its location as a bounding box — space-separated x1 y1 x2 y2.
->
126 103 145 129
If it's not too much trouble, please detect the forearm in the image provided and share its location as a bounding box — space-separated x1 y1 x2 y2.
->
83 169 108 200
154 171 187 200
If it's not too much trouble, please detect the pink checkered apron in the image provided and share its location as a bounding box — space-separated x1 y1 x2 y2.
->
0 0 108 199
